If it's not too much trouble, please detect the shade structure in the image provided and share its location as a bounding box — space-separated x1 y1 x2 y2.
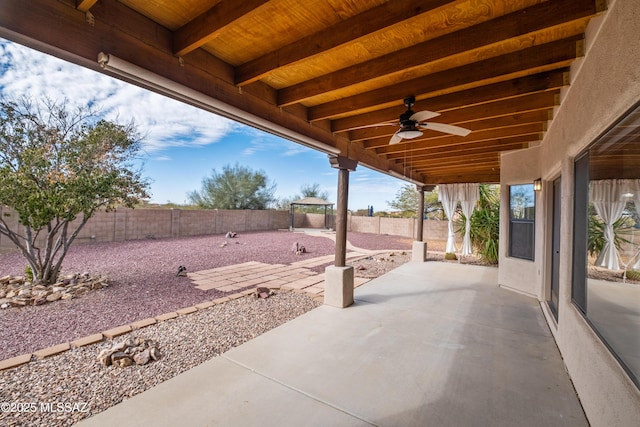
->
289 197 334 230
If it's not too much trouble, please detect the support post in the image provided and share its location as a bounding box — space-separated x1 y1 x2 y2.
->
416 186 425 241
335 168 349 267
325 155 357 307
412 185 427 262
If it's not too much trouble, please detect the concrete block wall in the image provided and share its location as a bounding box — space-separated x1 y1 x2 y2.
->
177 210 216 236
127 209 173 240
380 217 414 237
303 213 334 229
347 215 449 241
0 207 290 253
1 207 448 253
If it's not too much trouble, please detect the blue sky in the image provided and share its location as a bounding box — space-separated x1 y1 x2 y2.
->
0 39 406 210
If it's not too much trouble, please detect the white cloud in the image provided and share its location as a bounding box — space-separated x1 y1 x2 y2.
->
0 39 235 153
240 130 313 157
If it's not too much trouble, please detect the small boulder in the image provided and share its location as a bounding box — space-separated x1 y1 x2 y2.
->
133 349 150 365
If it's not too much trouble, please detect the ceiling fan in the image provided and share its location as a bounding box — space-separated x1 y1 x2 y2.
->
368 96 471 144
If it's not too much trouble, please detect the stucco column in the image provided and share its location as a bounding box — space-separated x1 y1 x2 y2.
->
413 185 428 262
325 155 358 307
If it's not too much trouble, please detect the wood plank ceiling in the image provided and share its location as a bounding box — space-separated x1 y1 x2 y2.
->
0 0 605 185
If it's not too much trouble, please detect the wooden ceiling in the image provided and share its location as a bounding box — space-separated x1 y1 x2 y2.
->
0 0 605 185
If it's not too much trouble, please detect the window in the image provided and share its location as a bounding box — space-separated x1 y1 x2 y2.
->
572 101 640 388
509 184 535 260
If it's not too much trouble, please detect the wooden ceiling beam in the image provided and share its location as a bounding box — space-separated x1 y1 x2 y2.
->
422 172 501 184
277 0 596 106
375 123 543 155
391 146 529 166
414 158 500 172
309 36 582 121
350 102 553 144
410 152 502 168
76 0 98 12
234 0 454 86
385 135 535 160
173 0 270 57
331 70 567 132
416 162 501 175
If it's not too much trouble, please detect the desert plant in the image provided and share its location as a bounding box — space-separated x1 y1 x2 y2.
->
456 184 500 264
625 269 640 281
0 97 150 285
444 252 457 260
24 265 33 282
587 210 633 258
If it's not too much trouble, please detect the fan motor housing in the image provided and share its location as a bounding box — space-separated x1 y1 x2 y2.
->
400 109 416 126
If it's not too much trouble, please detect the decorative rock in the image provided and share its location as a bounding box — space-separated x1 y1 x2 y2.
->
133 349 150 365
0 273 110 308
110 351 129 363
46 291 62 302
254 286 274 299
117 357 133 367
97 349 114 366
98 336 161 368
149 347 161 361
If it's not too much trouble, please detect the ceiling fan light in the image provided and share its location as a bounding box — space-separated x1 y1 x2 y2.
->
397 126 423 139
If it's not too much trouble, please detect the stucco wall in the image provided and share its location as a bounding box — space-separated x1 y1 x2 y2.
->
500 0 640 424
499 146 542 298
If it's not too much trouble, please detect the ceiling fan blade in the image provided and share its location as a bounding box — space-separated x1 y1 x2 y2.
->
410 110 440 122
389 131 403 145
421 122 471 137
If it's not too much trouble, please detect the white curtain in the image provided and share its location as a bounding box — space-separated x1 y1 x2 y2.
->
589 180 628 270
458 183 480 255
438 184 458 253
630 180 640 270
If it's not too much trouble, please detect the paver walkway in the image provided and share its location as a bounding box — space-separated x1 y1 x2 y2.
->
188 251 374 296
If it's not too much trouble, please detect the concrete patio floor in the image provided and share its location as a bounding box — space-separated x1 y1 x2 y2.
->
78 261 587 427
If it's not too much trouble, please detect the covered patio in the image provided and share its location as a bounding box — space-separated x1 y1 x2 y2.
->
2 0 639 424
78 261 585 427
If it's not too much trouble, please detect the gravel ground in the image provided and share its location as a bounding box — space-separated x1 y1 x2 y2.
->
0 292 321 427
0 230 412 427
0 231 411 360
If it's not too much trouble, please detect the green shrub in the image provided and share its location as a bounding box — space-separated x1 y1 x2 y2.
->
455 184 500 264
587 211 633 258
24 265 33 282
444 252 457 260
626 269 640 281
